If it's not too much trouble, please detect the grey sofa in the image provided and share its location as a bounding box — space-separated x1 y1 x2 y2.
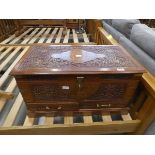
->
102 19 155 135
102 19 155 76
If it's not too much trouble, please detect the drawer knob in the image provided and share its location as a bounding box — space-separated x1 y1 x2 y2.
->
57 106 62 110
97 104 111 108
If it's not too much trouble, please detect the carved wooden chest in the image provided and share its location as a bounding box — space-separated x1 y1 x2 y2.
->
11 45 145 116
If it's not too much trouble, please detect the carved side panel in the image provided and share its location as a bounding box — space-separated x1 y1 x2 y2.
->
32 85 75 101
88 83 127 100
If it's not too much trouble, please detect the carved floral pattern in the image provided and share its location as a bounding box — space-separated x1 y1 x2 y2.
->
17 45 137 70
88 83 126 100
32 85 74 101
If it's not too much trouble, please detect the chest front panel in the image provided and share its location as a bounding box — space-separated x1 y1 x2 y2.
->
16 75 140 111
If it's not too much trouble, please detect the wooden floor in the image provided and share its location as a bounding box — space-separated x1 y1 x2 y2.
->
0 28 140 134
0 27 91 45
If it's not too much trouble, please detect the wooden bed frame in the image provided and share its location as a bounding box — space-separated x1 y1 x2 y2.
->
0 27 91 45
0 20 18 42
0 19 155 134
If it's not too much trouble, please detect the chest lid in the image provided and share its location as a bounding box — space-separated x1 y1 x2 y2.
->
11 45 146 75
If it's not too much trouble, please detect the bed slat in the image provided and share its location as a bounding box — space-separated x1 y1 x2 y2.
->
0 47 14 61
72 29 78 43
83 112 93 123
121 111 132 121
44 115 54 125
0 34 16 44
9 28 33 44
3 93 23 127
55 28 63 43
28 28 47 44
63 29 70 43
102 112 112 122
38 28 51 43
46 28 58 43
0 46 29 87
23 116 34 126
64 112 73 125
0 47 22 72
21 28 40 44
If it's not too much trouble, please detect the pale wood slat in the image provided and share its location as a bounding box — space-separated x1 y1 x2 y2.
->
55 28 64 43
28 28 47 44
0 47 22 71
83 112 93 123
9 28 33 44
23 116 35 126
44 114 54 125
38 28 52 43
46 28 58 43
63 29 70 43
0 78 16 112
21 28 40 44
0 46 29 87
0 34 16 44
0 47 14 61
72 29 79 43
44 116 53 125
102 112 112 122
64 112 73 125
121 111 132 121
82 32 89 43
3 93 23 127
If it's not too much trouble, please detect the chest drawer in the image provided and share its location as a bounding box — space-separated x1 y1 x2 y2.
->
28 103 79 112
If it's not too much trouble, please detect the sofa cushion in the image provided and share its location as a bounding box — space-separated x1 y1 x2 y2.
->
112 19 140 38
102 21 124 41
131 24 155 60
119 36 155 76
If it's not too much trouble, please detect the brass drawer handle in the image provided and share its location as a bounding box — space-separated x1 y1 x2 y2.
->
57 106 62 110
97 104 111 108
45 106 50 110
